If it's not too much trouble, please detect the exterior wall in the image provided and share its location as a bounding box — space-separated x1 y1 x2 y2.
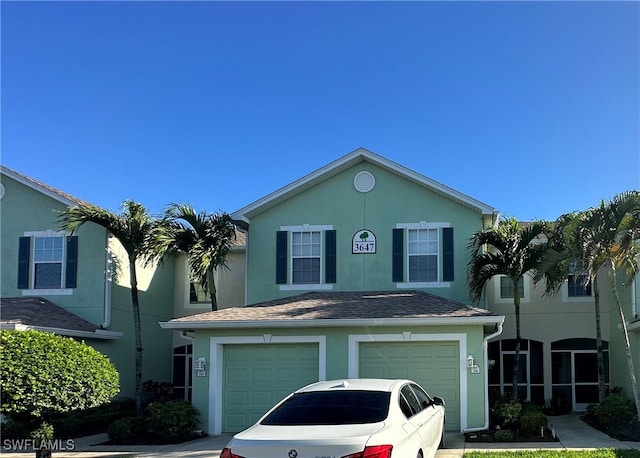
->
103 239 175 397
190 324 489 434
245 161 485 305
606 273 640 399
173 249 246 318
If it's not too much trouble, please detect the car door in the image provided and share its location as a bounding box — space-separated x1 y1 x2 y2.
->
401 384 441 455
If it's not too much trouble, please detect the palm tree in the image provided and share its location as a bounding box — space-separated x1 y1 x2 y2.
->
468 217 550 398
59 200 159 416
539 210 608 403
540 191 640 417
150 203 236 311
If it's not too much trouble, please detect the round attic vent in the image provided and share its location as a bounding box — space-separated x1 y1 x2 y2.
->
354 171 375 193
0 183 5 200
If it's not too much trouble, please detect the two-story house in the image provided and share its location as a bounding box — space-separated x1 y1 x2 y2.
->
161 148 507 434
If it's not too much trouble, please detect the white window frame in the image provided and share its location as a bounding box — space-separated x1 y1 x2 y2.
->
21 230 73 296
396 221 451 289
561 274 594 303
279 224 333 291
494 274 530 304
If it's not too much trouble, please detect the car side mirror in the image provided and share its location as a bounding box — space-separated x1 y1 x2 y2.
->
432 396 445 407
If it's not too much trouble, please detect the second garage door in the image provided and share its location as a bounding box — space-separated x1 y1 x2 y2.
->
222 343 319 433
359 341 460 431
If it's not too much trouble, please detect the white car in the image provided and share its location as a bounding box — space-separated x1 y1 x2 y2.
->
220 378 446 458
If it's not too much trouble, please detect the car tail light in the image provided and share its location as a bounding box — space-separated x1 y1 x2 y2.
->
220 448 245 458
341 445 393 458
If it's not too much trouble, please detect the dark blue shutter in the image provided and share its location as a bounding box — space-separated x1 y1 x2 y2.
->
18 237 31 289
325 230 336 284
442 227 454 282
65 236 79 288
276 231 288 284
392 228 404 282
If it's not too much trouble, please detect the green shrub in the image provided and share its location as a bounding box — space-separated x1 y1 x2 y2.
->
593 392 635 429
519 410 548 436
493 429 514 442
145 400 200 442
494 396 522 428
107 416 146 444
142 380 174 405
0 330 119 419
521 401 542 414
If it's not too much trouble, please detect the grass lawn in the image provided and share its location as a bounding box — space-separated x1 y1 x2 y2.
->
463 451 640 458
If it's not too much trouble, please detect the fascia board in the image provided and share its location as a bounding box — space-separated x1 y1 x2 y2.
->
1 166 79 206
231 148 496 222
159 315 505 330
1 323 123 340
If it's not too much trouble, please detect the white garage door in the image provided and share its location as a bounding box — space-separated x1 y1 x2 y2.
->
222 343 319 432
359 341 460 431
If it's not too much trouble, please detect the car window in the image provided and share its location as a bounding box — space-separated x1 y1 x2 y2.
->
260 390 391 426
400 385 422 418
410 383 433 409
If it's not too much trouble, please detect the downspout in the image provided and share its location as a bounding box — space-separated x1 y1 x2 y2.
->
180 330 195 343
464 322 504 433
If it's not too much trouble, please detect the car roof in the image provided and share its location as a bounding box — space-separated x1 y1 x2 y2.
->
295 378 413 393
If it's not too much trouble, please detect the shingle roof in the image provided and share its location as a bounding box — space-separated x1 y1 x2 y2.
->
0 297 121 339
165 290 501 327
1 166 88 206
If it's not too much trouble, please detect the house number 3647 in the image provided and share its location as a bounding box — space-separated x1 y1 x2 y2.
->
352 230 376 254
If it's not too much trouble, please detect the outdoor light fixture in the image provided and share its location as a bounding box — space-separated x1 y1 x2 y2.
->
466 355 475 368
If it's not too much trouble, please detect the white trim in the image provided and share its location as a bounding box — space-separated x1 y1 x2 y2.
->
160 315 505 330
561 278 594 303
21 288 73 296
396 222 451 229
0 323 122 340
280 284 333 291
348 332 468 432
1 165 81 206
397 281 450 289
280 224 334 232
208 335 327 435
23 230 69 237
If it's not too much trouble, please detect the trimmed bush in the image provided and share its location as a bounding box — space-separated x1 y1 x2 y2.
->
494 396 522 428
519 410 548 436
493 429 514 442
107 416 146 444
145 400 200 442
592 392 636 429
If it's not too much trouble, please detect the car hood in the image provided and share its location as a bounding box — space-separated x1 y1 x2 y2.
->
228 422 386 458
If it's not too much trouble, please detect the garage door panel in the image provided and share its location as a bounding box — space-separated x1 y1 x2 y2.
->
359 341 460 431
222 343 319 433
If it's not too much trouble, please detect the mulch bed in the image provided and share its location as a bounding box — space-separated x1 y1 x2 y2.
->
465 428 560 443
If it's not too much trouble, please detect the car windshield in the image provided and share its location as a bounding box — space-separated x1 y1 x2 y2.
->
260 390 391 426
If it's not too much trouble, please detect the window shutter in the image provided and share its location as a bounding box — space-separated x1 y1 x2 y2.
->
325 230 336 283
392 228 404 282
65 236 79 288
18 237 31 289
276 231 288 284
442 227 454 282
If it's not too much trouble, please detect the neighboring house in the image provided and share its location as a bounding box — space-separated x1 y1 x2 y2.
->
0 166 175 399
161 148 507 434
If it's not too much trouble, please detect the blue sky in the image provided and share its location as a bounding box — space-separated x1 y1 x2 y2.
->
2 1 639 221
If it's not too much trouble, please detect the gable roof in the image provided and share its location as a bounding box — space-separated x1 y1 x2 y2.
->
0 297 122 340
1 165 88 206
231 148 497 223
160 290 503 330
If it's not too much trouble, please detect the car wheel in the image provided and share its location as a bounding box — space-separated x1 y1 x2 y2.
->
416 452 423 458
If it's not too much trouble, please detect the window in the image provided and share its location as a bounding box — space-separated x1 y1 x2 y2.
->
567 275 592 297
189 280 209 303
393 222 454 288
292 231 321 284
500 277 524 299
408 228 438 282
18 232 77 294
276 225 335 290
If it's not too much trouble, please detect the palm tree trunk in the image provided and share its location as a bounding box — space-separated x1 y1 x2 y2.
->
207 269 218 311
608 264 640 419
592 277 606 402
513 279 521 399
129 260 144 417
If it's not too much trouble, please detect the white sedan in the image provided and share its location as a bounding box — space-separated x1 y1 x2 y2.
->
220 378 446 458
